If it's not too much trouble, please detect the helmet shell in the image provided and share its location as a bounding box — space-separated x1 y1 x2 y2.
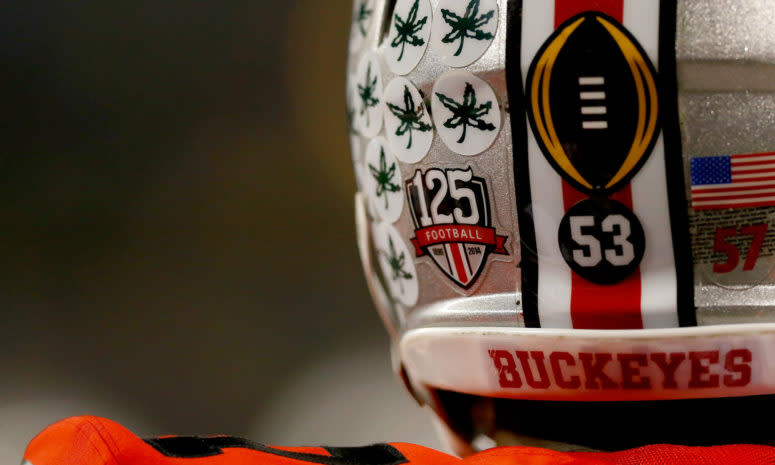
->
348 0 775 453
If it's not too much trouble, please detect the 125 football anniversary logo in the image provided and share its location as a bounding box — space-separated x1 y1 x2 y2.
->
406 167 508 289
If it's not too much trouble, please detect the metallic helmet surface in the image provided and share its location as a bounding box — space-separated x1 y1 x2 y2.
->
347 0 775 454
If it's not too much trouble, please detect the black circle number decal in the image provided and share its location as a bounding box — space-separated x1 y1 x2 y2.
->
558 198 645 284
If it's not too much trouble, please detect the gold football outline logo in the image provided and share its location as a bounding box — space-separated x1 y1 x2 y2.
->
526 11 659 195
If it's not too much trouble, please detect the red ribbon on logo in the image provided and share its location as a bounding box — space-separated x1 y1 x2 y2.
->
411 225 508 257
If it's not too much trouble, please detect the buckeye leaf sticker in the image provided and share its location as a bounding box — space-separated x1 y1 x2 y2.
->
431 0 499 67
385 0 432 75
383 77 434 163
431 70 501 156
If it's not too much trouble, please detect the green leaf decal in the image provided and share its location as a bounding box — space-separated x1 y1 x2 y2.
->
390 0 428 61
385 235 413 292
435 82 496 143
440 0 495 57
357 62 380 126
368 146 401 209
353 0 373 38
386 85 432 149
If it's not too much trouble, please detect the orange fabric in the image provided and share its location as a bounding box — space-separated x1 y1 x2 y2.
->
23 416 775 465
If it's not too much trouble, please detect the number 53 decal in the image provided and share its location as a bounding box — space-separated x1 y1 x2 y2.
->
558 198 646 285
713 223 768 274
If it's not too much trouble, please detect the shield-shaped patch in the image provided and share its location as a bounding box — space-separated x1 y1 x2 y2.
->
406 167 508 289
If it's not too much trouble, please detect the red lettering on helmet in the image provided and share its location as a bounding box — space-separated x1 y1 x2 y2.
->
689 351 720 388
723 349 752 387
617 353 651 389
650 352 686 389
549 351 581 389
515 351 551 389
580 353 618 389
488 350 522 388
486 348 753 393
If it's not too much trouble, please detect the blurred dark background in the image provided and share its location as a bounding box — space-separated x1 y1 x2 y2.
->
0 0 438 458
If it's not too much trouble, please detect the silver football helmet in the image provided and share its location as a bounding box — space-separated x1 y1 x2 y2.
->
347 0 775 455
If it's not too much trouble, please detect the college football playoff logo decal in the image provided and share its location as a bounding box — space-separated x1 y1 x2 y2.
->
525 11 659 285
406 167 508 289
526 11 659 196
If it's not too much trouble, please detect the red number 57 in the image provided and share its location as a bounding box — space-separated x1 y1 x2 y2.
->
714 223 768 273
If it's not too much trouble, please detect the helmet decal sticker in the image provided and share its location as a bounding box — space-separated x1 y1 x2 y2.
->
690 202 775 289
557 197 646 285
432 71 501 156
431 0 499 68
375 222 419 307
406 167 508 289
511 0 693 330
355 53 384 138
525 11 659 196
349 0 375 53
383 77 434 163
386 0 432 76
690 152 775 211
364 137 405 223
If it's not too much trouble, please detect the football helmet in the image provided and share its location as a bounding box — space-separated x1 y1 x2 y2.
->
347 0 775 455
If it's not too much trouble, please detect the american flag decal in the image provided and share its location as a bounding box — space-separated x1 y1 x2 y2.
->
691 152 775 210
